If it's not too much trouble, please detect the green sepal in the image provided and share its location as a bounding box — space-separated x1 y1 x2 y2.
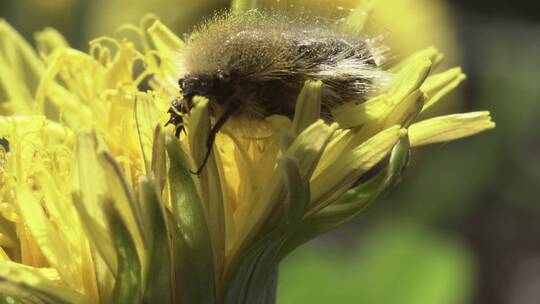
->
105 200 142 304
224 155 310 304
165 135 216 304
139 177 172 304
279 156 310 226
277 170 387 261
276 131 411 261
385 130 411 186
98 151 147 259
224 224 285 304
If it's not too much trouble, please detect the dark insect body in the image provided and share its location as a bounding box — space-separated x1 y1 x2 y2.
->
166 10 387 174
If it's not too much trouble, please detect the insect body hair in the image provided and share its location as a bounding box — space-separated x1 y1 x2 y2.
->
180 10 389 117
169 10 390 173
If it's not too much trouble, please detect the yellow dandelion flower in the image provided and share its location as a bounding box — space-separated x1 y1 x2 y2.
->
0 1 494 303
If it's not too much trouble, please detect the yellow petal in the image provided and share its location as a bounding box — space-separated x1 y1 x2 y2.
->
313 128 352 177
421 67 466 111
409 111 495 146
34 27 69 56
292 80 322 135
0 261 89 303
0 20 44 115
0 247 9 261
147 20 185 53
15 185 85 292
310 126 402 211
35 49 95 129
134 92 165 174
98 151 147 265
333 54 431 132
147 19 185 86
285 120 339 180
386 56 431 103
105 42 141 88
384 89 425 128
230 0 260 14
0 230 16 251
340 0 380 35
390 46 444 73
332 94 389 128
72 134 107 221
233 121 337 254
187 97 226 274
71 192 117 275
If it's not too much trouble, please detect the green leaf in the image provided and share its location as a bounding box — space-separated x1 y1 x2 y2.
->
0 262 89 304
106 200 142 304
165 135 216 303
139 177 172 304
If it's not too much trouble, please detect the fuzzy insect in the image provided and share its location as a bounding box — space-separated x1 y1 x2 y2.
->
166 10 388 174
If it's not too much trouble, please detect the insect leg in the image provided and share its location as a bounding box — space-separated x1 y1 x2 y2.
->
165 96 189 137
0 137 9 152
191 103 238 175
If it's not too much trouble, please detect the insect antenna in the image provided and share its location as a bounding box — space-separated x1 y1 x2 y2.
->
190 102 239 175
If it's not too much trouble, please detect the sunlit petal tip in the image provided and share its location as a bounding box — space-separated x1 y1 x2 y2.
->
310 125 402 208
409 111 495 147
34 27 69 56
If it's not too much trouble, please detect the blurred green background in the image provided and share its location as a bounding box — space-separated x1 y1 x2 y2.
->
1 0 539 303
